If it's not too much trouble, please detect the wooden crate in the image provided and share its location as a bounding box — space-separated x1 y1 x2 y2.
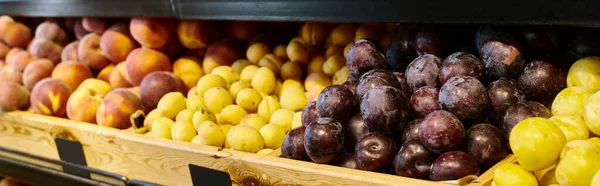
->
0 111 513 186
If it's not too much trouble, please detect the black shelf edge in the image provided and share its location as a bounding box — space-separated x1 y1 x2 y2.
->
0 0 175 17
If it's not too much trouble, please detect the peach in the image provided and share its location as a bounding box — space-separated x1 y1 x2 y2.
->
7 50 34 72
74 19 89 40
5 47 24 63
1 22 31 47
139 71 186 110
124 48 171 86
51 60 93 90
130 17 175 49
0 15 14 33
66 88 104 123
0 67 23 84
97 63 114 82
179 73 202 92
226 21 257 42
22 59 54 89
202 39 244 74
173 56 203 76
0 41 8 59
78 33 110 70
96 88 144 129
30 78 72 117
28 38 63 63
0 81 30 112
77 78 112 95
64 18 77 31
61 41 79 62
0 59 4 69
109 62 133 88
176 20 219 49
159 38 185 60
81 17 111 35
100 22 139 63
34 21 68 46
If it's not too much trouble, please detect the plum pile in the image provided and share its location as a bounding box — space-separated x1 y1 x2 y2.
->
282 24 572 181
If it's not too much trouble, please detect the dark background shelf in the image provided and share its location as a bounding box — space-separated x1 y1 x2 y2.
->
0 0 174 17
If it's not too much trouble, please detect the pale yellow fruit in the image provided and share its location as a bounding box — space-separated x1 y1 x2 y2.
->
589 137 600 148
551 86 594 116
332 67 350 85
355 24 380 41
281 61 303 81
240 65 259 83
196 74 228 96
246 42 270 63
220 105 247 125
584 91 600 136
214 113 225 124
567 57 600 91
292 111 303 129
270 108 295 132
251 67 276 94
173 56 204 76
273 45 288 61
227 125 265 153
150 117 175 139
304 72 332 92
534 164 558 186
323 53 346 76
325 46 343 59
559 140 599 160
308 56 326 74
144 109 163 128
229 81 251 100
279 80 307 111
301 22 327 45
211 66 238 86
548 114 589 142
175 109 195 123
236 88 262 112
171 121 197 142
555 146 600 186
257 96 280 121
592 171 600 186
273 79 283 99
260 123 286 149
343 43 352 59
221 124 234 148
259 92 269 99
156 92 187 119
258 54 283 75
203 87 233 114
331 23 356 46
192 109 216 130
231 59 251 75
240 114 267 130
256 148 274 155
509 117 566 171
286 41 309 64
192 121 225 147
186 89 206 111
493 163 538 186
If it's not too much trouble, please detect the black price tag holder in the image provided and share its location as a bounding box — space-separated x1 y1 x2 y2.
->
189 164 231 186
55 137 90 179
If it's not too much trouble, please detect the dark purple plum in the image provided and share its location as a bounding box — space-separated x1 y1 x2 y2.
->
355 133 397 172
281 126 307 160
517 60 566 107
317 85 358 124
304 117 344 164
402 119 423 143
342 79 358 94
502 101 550 135
339 154 358 169
439 52 484 84
385 25 419 72
565 28 600 61
360 86 410 135
393 139 436 179
418 110 465 154
523 28 560 58
405 54 442 93
430 151 480 181
356 69 402 99
345 115 370 151
439 76 488 121
466 124 509 170
410 86 441 118
415 26 446 57
480 41 526 79
487 78 526 120
346 39 387 77
393 72 410 97
301 101 318 126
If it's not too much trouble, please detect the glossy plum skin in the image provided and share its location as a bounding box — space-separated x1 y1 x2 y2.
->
345 115 371 151
517 60 566 107
393 139 436 180
317 85 359 124
341 79 358 95
346 39 387 77
386 26 419 72
415 26 446 57
393 72 410 97
304 117 345 164
360 86 410 135
405 54 442 93
410 86 441 118
355 69 402 99
439 52 484 84
487 78 526 120
402 119 423 143
430 151 480 181
281 126 307 160
465 124 509 170
475 26 526 79
355 133 397 172
301 101 318 126
501 101 550 135
439 76 488 121
418 110 465 154
339 154 358 169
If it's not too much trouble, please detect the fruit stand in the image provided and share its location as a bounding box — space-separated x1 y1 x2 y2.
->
1 1 600 186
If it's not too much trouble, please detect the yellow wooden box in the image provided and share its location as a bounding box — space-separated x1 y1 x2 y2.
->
0 111 514 186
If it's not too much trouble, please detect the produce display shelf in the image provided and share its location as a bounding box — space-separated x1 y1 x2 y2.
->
0 111 513 186
2 0 600 25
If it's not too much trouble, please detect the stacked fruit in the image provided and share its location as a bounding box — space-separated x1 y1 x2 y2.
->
493 57 600 186
280 25 578 182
